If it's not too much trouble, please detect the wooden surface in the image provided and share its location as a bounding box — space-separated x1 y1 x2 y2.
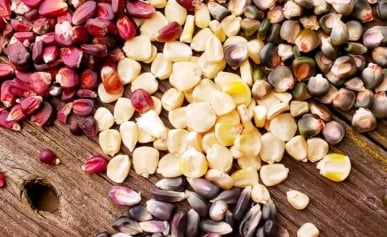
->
0 91 386 237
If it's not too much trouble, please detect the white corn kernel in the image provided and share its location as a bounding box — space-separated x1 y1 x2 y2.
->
253 105 267 128
259 132 285 164
136 110 167 139
107 154 131 183
117 58 141 84
151 96 163 115
247 39 264 64
186 131 203 152
205 36 224 63
180 15 195 43
206 144 233 173
270 113 297 141
161 88 184 111
157 153 183 178
131 72 159 94
192 78 221 103
297 223 320 237
168 107 188 129
99 129 121 157
151 53 173 80
137 124 156 143
164 0 187 25
217 110 240 125
132 146 159 178
317 153 351 182
220 15 241 37
98 83 122 103
237 104 254 132
234 128 262 157
153 137 168 151
205 169 234 190
114 98 135 124
164 41 193 62
149 0 167 8
286 189 310 210
251 183 272 204
123 35 153 62
228 0 249 16
198 52 227 79
140 11 168 41
143 44 158 64
239 60 253 86
169 61 202 91
290 100 309 117
191 28 214 52
186 102 217 133
94 107 114 131
209 20 226 42
167 129 189 154
285 135 308 162
260 164 289 187
180 147 208 178
231 167 259 187
307 137 329 162
202 132 221 153
119 121 138 152
194 3 211 28
210 92 236 116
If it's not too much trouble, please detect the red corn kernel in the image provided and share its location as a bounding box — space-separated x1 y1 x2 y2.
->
54 20 73 46
111 0 124 15
61 88 76 102
82 155 108 173
39 0 68 17
10 17 33 32
56 102 73 123
76 88 97 98
72 98 95 116
0 172 6 188
79 116 97 137
100 64 123 94
92 36 116 49
31 101 55 127
1 80 17 107
130 88 154 113
107 47 125 62
55 67 79 89
9 79 34 97
20 95 43 115
176 0 198 11
97 2 114 21
157 21 183 42
80 69 99 89
85 18 108 37
0 0 11 18
80 43 108 57
38 148 60 165
22 0 44 8
116 15 136 40
126 1 155 19
0 110 21 130
41 32 56 45
69 119 83 135
33 17 51 35
43 45 60 63
7 104 27 122
32 38 44 63
60 46 83 68
71 25 90 44
28 71 52 95
24 9 40 21
34 59 62 71
72 0 97 26
0 63 15 80
7 37 31 67
13 31 36 43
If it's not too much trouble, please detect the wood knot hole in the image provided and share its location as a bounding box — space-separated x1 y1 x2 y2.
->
24 179 59 213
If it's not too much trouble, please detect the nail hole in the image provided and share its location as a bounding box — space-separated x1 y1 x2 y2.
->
24 179 59 213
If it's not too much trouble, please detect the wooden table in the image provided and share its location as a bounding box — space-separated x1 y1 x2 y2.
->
0 94 386 237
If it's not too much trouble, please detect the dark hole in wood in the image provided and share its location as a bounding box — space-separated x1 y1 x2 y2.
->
24 180 59 213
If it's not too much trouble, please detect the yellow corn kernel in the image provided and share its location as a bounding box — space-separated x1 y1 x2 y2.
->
214 122 243 146
206 144 233 172
234 127 262 158
202 132 221 153
231 167 259 187
161 88 184 111
208 20 226 42
180 15 195 43
205 169 234 190
167 128 189 154
316 153 351 182
180 147 208 178
168 106 188 129
157 153 183 178
186 131 203 152
194 3 211 28
222 80 252 105
217 110 240 125
132 146 159 178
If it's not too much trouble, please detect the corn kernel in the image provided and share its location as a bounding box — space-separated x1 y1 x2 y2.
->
131 72 159 95
168 106 188 129
217 110 240 125
161 88 184 111
259 132 285 164
140 12 168 41
234 128 262 157
260 164 289 186
220 15 241 37
205 169 234 190
215 122 243 146
120 121 138 152
285 135 308 162
251 183 271 204
99 129 121 157
164 0 187 25
317 153 351 182
186 131 203 152
205 36 224 63
157 153 183 178
186 102 217 133
151 53 173 80
297 222 320 237
222 80 252 105
169 61 201 91
231 167 259 187
253 105 267 128
117 58 141 85
123 35 153 62
114 98 135 125
195 3 211 28
206 144 233 173
136 110 167 139
132 146 159 178
286 189 310 210
192 79 221 103
164 42 193 62
191 28 214 52
180 15 195 43
167 129 189 154
210 92 236 116
180 147 208 178
209 20 226 42
237 155 261 171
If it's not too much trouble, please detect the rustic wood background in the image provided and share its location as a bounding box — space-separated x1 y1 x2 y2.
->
0 92 386 237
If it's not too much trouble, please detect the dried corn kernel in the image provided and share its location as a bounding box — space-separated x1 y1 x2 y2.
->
169 62 201 91
186 131 203 152
164 0 187 25
119 121 138 152
164 42 193 62
307 138 329 163
215 122 243 146
195 3 211 28
132 146 159 178
209 20 226 42
186 102 217 133
251 183 271 204
198 52 227 79
205 169 234 190
131 72 159 94
205 36 224 63
99 129 121 157
317 153 351 182
107 154 131 183
210 92 236 116
297 222 320 237
192 79 221 103
220 15 241 37
118 58 141 85
247 39 264 64
161 88 184 111
168 107 188 129
191 28 214 52
98 83 123 103
217 110 240 125
167 129 189 154
136 110 167 139
237 155 261 171
157 153 183 178
123 35 153 62
286 189 310 210
180 15 195 43
151 53 173 80
140 11 168 41
253 105 267 128
206 144 233 173
94 107 114 131
234 128 262 157
260 164 289 186
270 113 298 141
222 80 252 105
259 132 285 164
202 132 221 153
114 98 135 124
285 135 308 162
231 167 259 187
180 147 208 178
